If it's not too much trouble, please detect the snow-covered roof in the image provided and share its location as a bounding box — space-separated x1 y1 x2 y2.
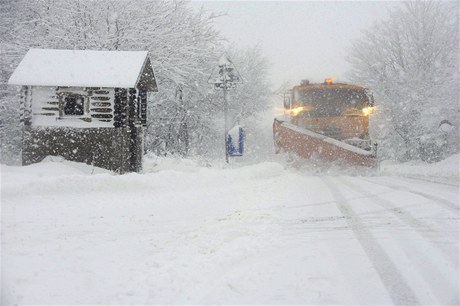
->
8 49 158 91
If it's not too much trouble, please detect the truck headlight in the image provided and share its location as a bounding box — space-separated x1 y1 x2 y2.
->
291 106 304 116
362 107 373 116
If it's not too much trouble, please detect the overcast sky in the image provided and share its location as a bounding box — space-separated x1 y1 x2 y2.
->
191 1 401 88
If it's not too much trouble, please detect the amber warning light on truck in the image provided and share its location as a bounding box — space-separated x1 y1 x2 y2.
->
324 78 334 85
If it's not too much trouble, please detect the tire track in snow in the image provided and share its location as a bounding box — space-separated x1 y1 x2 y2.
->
334 176 458 265
397 175 459 187
321 176 419 305
356 177 459 213
332 176 459 304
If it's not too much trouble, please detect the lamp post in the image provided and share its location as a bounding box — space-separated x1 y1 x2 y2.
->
223 76 229 163
209 54 241 163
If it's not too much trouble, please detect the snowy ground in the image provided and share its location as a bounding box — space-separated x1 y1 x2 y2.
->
2 105 459 305
2 151 459 304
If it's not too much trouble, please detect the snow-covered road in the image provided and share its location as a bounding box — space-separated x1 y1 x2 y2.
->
2 160 459 304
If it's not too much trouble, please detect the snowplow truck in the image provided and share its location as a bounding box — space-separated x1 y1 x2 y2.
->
273 79 377 167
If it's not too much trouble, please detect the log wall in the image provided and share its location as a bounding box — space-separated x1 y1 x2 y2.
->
22 126 143 173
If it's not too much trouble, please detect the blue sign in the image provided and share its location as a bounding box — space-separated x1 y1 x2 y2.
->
227 126 245 157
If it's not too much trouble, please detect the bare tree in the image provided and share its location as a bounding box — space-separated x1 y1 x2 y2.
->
0 0 272 161
226 47 272 126
347 1 459 161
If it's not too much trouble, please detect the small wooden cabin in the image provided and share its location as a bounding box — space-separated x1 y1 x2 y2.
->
8 49 158 173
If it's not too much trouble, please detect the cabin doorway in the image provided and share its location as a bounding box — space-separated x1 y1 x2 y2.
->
128 126 143 172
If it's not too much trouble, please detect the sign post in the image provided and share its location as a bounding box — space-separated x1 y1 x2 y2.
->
209 55 242 163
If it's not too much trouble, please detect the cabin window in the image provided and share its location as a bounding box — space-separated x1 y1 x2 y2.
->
61 94 87 116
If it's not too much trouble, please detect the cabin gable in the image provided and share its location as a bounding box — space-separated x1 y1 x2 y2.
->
136 57 158 92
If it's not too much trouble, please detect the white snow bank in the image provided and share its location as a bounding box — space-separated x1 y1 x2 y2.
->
1 156 112 197
380 154 459 182
2 157 459 304
142 153 284 180
142 153 201 173
2 155 110 177
233 162 284 179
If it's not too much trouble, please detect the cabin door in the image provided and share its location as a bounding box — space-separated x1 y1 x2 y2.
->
127 88 144 172
128 126 142 172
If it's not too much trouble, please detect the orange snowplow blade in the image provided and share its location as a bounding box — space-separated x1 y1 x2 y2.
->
273 118 377 168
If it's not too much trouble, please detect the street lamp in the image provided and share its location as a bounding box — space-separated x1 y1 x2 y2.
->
208 54 242 163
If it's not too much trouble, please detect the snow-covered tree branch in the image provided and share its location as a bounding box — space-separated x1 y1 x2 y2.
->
0 0 272 161
347 1 459 162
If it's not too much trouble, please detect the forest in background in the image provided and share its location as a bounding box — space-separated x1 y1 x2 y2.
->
0 0 272 164
347 1 459 162
0 0 458 164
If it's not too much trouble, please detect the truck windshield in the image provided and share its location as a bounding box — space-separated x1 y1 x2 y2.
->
295 88 369 117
